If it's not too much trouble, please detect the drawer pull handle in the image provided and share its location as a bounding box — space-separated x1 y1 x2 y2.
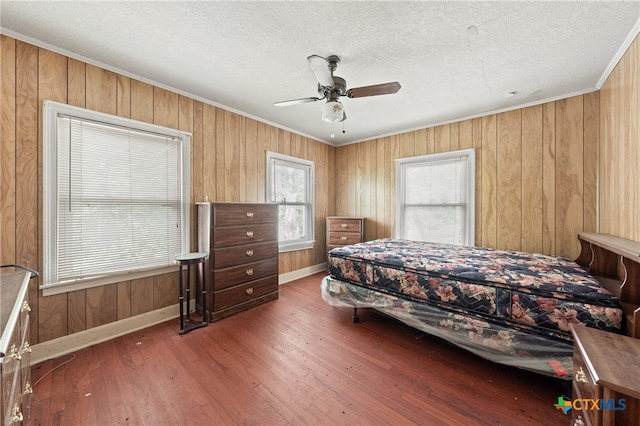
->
341 223 348 228
575 367 588 383
246 231 254 237
22 341 31 354
9 344 21 361
246 287 254 295
341 236 348 241
246 269 254 276
11 404 23 423
21 300 31 313
246 211 254 218
246 250 254 256
24 382 33 395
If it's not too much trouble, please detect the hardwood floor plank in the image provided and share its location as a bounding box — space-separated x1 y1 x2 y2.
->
30 272 567 425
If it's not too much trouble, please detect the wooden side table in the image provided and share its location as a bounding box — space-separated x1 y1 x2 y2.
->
175 252 209 334
326 216 364 253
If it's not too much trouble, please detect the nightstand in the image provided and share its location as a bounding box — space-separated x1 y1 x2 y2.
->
326 216 364 253
571 325 640 425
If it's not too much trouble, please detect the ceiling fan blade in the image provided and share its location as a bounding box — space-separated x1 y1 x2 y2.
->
273 97 322 107
347 82 401 98
307 55 334 88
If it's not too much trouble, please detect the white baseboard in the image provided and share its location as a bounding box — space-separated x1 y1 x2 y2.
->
31 304 181 365
31 264 328 365
278 263 326 284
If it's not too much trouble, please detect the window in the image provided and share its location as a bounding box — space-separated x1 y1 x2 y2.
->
43 101 190 294
396 149 475 245
266 151 315 252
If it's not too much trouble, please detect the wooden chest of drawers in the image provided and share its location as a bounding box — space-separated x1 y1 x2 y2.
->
326 217 364 253
571 325 640 426
198 202 279 322
1 268 33 425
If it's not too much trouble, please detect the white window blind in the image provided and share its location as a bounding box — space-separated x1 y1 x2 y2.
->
266 151 315 252
396 149 475 245
43 101 190 290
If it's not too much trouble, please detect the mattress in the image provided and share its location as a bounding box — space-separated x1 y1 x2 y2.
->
326 239 623 339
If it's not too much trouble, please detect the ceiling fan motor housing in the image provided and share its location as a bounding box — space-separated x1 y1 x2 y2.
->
318 76 347 98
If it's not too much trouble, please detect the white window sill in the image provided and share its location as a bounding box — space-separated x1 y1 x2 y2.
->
278 241 315 253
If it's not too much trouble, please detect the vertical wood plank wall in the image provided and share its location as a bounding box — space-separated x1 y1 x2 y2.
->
0 36 335 344
335 94 599 260
599 35 640 241
1 33 638 345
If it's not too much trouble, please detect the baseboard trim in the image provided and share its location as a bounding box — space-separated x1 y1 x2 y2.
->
278 263 326 284
31 304 181 365
31 263 329 365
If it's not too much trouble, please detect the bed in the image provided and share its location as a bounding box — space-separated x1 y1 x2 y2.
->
321 233 640 379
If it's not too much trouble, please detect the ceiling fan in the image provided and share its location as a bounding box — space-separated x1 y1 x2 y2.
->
273 54 401 123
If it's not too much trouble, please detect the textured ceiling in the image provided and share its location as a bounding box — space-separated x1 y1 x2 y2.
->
1 1 639 146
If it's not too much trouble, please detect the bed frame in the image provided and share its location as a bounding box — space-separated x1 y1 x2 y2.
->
575 232 640 338
345 233 640 336
324 233 640 380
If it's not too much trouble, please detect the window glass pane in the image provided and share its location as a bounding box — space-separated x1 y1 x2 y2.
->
405 158 466 204
274 162 306 203
279 204 306 241
403 206 466 244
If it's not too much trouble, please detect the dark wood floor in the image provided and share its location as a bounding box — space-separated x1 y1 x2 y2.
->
30 272 569 425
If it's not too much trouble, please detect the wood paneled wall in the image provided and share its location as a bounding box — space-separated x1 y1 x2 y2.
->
599 35 640 241
335 93 599 261
0 36 335 344
1 32 638 345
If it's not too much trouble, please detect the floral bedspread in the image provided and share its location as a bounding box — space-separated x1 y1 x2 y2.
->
327 239 623 337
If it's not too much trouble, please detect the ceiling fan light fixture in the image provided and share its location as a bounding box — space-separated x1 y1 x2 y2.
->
322 100 344 122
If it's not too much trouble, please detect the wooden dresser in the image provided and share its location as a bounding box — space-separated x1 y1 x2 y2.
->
198 202 279 322
326 217 364 253
571 325 640 426
1 267 33 425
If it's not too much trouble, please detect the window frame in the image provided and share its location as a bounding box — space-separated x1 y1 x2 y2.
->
42 100 191 296
395 148 475 246
265 151 315 252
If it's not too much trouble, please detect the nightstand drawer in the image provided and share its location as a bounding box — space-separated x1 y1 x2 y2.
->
328 232 362 245
327 218 362 233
